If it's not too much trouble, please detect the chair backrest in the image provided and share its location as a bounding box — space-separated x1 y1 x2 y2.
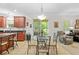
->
37 36 51 47
26 34 31 41
52 33 58 45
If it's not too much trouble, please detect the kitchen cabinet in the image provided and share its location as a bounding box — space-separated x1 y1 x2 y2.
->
17 32 25 41
0 16 6 28
14 16 26 28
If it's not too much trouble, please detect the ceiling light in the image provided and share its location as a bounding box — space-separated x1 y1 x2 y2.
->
13 9 16 12
37 3 46 20
38 14 46 20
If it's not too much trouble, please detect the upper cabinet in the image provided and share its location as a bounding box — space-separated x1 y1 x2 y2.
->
0 16 6 28
14 16 26 28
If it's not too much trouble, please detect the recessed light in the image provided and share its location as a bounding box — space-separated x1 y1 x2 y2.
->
13 9 16 12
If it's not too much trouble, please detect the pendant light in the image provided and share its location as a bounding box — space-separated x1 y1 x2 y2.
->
37 3 46 20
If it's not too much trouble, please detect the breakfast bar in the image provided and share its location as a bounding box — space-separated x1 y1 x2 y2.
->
0 33 16 54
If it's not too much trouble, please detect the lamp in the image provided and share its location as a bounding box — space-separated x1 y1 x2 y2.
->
37 3 46 20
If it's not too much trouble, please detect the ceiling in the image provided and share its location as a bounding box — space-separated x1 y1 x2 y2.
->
0 3 79 18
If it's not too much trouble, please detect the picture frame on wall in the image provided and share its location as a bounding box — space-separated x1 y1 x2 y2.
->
54 21 59 28
27 22 29 26
30 24 32 28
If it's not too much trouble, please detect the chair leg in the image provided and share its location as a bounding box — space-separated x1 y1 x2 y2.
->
27 46 29 55
36 46 39 55
11 41 15 49
36 46 38 55
15 40 18 46
53 45 58 55
0 46 2 55
52 46 57 55
56 46 58 55
6 44 9 54
14 40 18 48
47 52 49 55
27 41 30 55
7 49 9 54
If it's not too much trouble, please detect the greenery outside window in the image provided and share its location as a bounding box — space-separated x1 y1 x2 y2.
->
33 19 48 36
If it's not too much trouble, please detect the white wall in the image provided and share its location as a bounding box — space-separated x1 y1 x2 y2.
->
26 14 79 38
47 15 79 36
25 16 34 39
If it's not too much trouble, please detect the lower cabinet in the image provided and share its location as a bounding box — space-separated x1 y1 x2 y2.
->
17 32 25 41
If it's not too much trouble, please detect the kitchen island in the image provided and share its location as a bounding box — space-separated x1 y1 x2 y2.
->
0 33 16 54
0 28 26 41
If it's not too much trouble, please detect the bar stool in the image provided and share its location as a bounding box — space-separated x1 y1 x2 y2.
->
0 37 9 54
9 34 18 49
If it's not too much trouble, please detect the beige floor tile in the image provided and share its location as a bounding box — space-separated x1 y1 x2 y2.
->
2 41 79 55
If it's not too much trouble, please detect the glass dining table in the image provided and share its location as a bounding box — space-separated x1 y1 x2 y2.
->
36 36 51 55
27 35 51 55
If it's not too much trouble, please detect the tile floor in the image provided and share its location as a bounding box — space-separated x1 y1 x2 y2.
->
2 40 79 55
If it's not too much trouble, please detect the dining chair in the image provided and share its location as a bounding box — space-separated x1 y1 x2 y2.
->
27 35 38 55
27 34 37 55
9 34 18 49
0 37 9 54
36 36 51 55
50 32 58 55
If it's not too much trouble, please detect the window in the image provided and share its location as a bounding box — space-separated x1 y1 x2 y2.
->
64 20 70 30
41 20 48 35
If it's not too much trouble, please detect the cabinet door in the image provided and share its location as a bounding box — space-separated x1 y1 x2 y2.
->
17 32 25 41
14 18 18 27
0 16 6 28
14 16 26 28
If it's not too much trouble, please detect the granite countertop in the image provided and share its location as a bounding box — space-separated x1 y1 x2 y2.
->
0 33 16 38
0 28 26 32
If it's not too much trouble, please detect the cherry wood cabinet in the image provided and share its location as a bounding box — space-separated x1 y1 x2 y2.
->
17 32 25 41
14 16 26 28
0 16 6 28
